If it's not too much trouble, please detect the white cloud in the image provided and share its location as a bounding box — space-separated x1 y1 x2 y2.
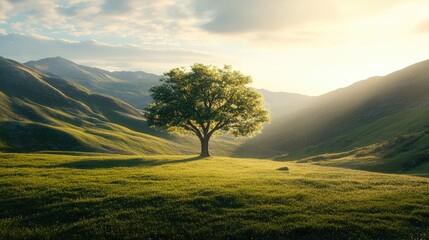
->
193 0 418 34
1 0 427 48
195 0 337 33
0 0 201 47
0 0 12 23
188 0 429 49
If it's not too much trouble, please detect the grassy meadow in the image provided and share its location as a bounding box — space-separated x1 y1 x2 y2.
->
1 153 429 239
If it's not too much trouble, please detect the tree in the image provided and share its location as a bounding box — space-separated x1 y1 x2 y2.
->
144 63 270 157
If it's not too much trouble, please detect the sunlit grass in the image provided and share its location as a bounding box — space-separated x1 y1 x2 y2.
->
1 153 429 239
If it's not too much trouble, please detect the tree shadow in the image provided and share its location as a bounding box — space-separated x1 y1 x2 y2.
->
52 156 203 169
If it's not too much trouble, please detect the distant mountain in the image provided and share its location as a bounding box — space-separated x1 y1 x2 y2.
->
256 89 313 118
245 59 429 173
25 57 159 109
0 56 189 154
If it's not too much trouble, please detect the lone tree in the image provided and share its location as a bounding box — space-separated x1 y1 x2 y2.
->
144 64 270 157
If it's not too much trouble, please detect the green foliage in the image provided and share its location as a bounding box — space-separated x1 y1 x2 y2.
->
1 153 429 239
145 64 270 156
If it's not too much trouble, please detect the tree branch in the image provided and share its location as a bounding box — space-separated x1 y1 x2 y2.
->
187 120 204 140
217 89 237 112
208 119 230 136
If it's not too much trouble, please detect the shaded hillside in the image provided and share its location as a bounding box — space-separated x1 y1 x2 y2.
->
25 57 159 109
0 56 189 154
246 59 429 164
256 89 313 118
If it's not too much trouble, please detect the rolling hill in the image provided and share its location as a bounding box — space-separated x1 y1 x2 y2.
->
245 59 429 174
0 56 195 154
25 57 159 109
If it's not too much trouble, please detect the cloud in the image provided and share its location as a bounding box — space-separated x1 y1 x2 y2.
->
0 0 203 46
195 0 338 33
415 19 429 33
101 0 132 15
194 0 416 34
0 0 424 44
1 0 76 35
0 1 427 59
0 33 221 73
0 0 13 23
57 0 101 17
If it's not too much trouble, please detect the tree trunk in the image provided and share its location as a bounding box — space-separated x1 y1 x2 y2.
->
199 137 211 157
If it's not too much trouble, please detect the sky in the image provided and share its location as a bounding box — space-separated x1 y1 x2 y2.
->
1 0 429 96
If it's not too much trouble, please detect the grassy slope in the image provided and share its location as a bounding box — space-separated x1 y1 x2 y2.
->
1 153 429 239
0 57 185 154
292 132 429 175
247 59 429 157
242 59 429 176
277 105 429 175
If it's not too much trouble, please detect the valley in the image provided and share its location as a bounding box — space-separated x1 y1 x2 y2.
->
1 56 429 239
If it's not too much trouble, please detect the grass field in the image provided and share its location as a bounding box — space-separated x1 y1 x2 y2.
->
1 153 429 239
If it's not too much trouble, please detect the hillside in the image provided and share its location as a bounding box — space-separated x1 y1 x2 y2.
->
0 56 193 154
25 57 159 109
245 59 429 173
256 89 313 118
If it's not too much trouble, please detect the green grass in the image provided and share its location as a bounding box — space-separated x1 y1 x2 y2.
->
294 103 429 159
287 131 429 176
1 153 429 239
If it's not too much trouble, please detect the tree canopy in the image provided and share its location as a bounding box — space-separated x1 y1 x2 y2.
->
145 63 270 157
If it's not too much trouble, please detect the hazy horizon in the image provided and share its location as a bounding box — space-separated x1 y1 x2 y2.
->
1 0 429 95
